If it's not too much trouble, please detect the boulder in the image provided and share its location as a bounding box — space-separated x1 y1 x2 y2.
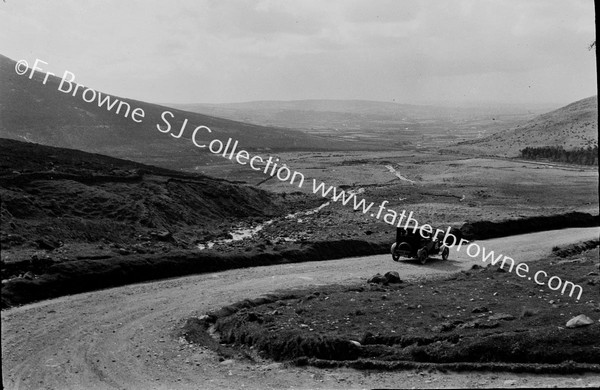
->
566 314 594 328
367 273 387 284
384 271 402 284
368 271 402 284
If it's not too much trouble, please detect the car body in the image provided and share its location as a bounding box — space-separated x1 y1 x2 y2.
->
391 227 449 264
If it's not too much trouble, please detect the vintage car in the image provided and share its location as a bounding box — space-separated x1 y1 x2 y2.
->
391 227 449 264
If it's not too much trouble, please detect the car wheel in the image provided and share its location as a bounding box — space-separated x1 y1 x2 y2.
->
442 247 449 261
391 243 400 262
418 248 428 264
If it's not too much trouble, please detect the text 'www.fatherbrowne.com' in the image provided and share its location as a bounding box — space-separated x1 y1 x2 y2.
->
14 58 586 301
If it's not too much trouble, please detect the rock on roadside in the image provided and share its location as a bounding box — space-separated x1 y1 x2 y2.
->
566 314 594 328
367 271 402 285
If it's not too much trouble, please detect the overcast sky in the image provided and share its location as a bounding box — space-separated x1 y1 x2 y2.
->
1 0 596 106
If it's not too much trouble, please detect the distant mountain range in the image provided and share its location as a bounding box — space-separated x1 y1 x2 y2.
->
0 54 371 170
451 96 598 157
173 99 553 125
174 99 549 129
172 99 557 149
2 52 595 165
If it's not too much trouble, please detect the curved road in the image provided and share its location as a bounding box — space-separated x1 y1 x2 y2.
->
2 227 599 389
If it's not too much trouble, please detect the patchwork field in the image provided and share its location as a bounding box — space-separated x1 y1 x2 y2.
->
188 150 598 249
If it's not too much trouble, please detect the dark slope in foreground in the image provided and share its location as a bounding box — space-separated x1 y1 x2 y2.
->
0 138 296 251
450 96 598 157
0 54 373 170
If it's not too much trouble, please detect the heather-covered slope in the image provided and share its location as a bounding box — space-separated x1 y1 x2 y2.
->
0 138 292 250
451 96 598 157
0 55 367 170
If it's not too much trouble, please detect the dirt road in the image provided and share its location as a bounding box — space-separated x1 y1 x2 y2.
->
2 227 599 390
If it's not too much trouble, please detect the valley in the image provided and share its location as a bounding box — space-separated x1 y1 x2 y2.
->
173 100 556 150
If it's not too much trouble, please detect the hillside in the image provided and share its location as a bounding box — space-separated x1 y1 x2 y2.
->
0 55 370 171
0 138 300 255
450 96 598 157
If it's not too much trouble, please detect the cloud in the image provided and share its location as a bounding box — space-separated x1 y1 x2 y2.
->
0 0 596 104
